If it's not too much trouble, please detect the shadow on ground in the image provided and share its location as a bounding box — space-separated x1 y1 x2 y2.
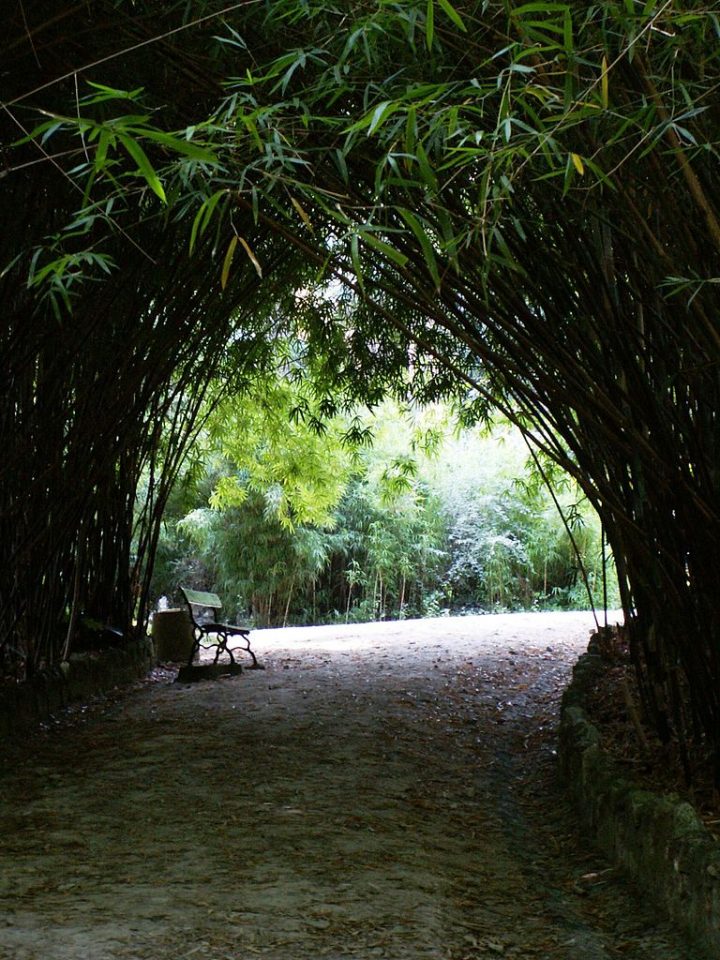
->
0 612 690 959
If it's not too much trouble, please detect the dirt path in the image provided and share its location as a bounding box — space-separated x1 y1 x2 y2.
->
0 612 691 959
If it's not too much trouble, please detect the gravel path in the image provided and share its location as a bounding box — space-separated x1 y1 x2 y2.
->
0 612 692 959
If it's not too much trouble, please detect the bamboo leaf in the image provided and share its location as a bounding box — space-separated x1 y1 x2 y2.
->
94 129 112 172
132 127 218 164
39 120 66 145
350 233 364 291
563 7 573 55
291 197 314 233
118 134 166 203
368 101 396 136
513 2 571 11
426 0 434 50
415 141 438 192
399 207 441 290
334 148 349 185
221 235 238 289
238 235 263 278
84 81 144 103
190 190 227 255
601 55 609 108
437 0 467 32
360 230 409 268
571 152 584 175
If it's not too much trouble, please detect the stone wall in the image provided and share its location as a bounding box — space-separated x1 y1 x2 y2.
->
0 638 155 738
559 651 720 958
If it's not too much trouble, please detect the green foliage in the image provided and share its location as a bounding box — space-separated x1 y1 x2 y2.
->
206 364 353 530
151 399 615 625
429 428 617 612
178 497 331 626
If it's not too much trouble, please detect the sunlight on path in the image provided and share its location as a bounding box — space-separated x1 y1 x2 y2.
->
250 610 607 651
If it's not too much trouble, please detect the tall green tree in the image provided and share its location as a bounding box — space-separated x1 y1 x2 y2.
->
167 354 356 624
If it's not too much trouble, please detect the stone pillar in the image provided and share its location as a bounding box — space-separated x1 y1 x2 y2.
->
152 609 194 662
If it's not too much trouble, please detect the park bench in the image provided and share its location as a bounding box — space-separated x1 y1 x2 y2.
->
180 587 261 671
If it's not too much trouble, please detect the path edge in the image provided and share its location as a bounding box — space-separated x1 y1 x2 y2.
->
559 648 720 958
0 638 154 737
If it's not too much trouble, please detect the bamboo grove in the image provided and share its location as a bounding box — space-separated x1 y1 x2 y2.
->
2 1 719 781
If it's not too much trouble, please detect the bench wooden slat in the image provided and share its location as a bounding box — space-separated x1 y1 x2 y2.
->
182 588 222 610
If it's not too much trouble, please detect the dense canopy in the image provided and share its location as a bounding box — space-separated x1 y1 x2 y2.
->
2 1 719 779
